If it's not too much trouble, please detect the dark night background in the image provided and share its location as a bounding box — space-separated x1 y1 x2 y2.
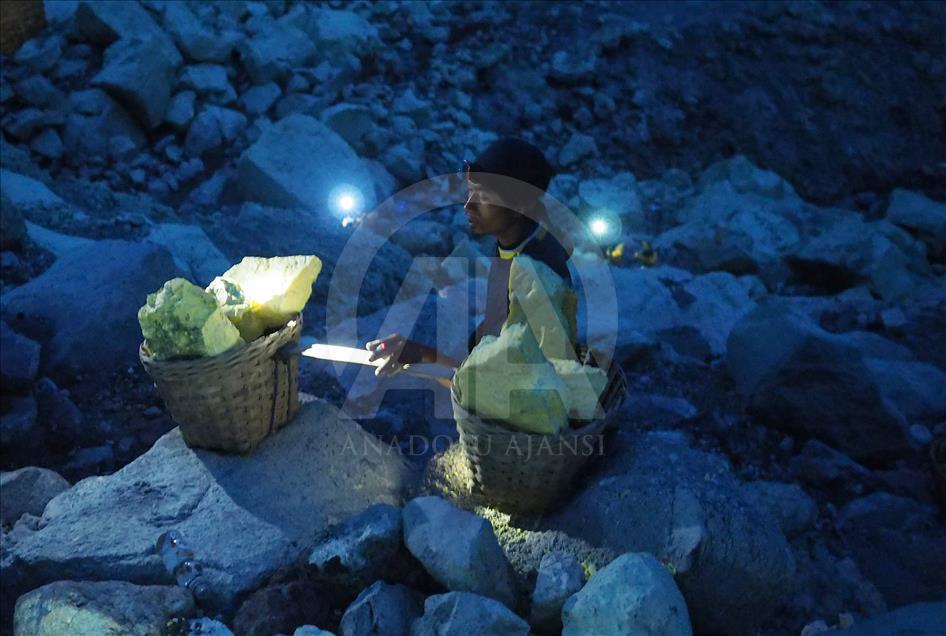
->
1 1 944 635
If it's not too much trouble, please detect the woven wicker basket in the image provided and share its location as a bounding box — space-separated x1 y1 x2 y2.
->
139 316 302 454
452 346 627 514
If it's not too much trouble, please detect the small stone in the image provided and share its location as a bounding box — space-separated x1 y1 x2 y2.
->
880 306 908 330
108 135 138 162
909 424 933 446
239 83 281 117
165 91 196 130
30 129 64 159
530 551 585 633
143 406 163 419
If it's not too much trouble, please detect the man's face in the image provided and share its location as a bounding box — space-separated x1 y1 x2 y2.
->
464 182 518 237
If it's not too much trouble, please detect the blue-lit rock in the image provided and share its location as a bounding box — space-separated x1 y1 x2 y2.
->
237 114 376 213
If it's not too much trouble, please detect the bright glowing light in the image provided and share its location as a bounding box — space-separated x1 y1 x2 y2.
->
590 218 609 236
338 194 355 212
328 184 365 219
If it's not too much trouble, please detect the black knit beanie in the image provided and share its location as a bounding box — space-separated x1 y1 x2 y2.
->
470 137 555 205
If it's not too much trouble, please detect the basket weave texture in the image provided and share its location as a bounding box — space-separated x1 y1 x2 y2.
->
1 0 45 55
452 346 627 514
139 316 302 454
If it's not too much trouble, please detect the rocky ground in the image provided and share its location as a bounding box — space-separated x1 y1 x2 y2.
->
1 1 945 635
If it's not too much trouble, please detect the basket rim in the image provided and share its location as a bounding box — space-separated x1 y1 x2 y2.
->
450 351 625 440
140 314 301 367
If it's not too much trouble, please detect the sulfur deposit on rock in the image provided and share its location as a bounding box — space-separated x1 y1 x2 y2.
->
455 323 568 435
206 276 266 342
215 255 322 330
504 256 577 360
138 278 244 359
550 358 608 420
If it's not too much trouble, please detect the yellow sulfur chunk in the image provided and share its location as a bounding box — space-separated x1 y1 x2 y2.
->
456 323 568 435
217 255 322 331
206 276 267 342
550 358 608 420
504 256 578 361
138 278 244 360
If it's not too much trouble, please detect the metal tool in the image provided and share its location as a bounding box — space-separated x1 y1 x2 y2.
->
278 337 456 383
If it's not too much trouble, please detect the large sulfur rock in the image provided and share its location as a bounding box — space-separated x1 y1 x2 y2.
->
92 36 181 129
0 467 70 528
138 278 244 360
13 580 195 636
215 255 322 331
561 552 693 636
504 256 578 360
1 240 180 386
726 304 913 461
549 358 608 420
546 431 796 635
2 399 413 616
410 592 530 636
402 496 518 608
455 323 568 435
237 114 376 213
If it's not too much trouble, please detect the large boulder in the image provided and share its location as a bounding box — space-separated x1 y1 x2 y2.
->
237 114 376 214
545 431 796 635
836 493 946 608
529 551 585 634
76 0 177 50
1 399 413 617
13 580 195 636
162 2 240 63
236 21 316 84
0 240 181 387
402 496 518 609
726 304 913 461
308 504 427 592
862 357 946 424
785 215 934 302
92 36 181 129
144 223 231 286
410 592 530 636
0 467 70 528
833 601 946 635
654 159 803 283
561 552 693 636
737 480 818 540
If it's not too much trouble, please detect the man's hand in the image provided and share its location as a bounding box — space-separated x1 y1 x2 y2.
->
365 334 427 377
